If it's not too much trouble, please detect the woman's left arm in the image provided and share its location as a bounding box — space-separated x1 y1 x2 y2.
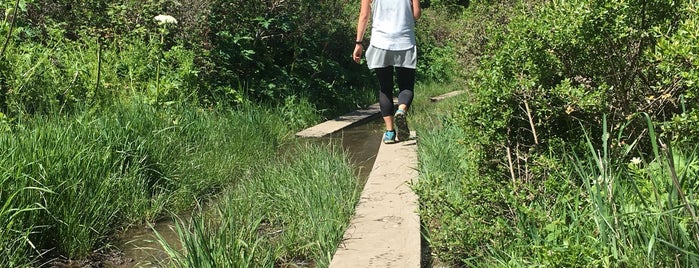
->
412 0 421 20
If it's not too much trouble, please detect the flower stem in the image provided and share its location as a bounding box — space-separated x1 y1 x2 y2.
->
155 33 164 104
96 39 102 95
0 0 21 59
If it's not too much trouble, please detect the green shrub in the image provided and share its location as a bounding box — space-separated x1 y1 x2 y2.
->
418 0 699 266
3 0 375 118
0 34 198 117
417 0 537 83
419 113 699 266
453 0 685 177
653 1 699 145
424 0 471 9
203 0 374 113
415 8 460 82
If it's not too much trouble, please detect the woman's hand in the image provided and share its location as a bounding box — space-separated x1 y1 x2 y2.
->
353 44 364 63
354 0 371 64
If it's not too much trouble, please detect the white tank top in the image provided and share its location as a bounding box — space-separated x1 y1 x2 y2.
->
370 0 416 51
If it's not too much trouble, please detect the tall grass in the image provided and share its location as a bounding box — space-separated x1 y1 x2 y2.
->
409 81 468 131
0 33 197 117
565 115 699 266
0 99 315 263
156 143 361 267
413 82 699 266
412 82 509 266
0 183 53 267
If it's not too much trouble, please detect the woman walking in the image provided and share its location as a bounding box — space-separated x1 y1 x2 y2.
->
353 0 421 144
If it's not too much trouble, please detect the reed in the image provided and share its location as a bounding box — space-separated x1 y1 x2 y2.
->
413 82 699 266
0 100 307 263
156 143 361 267
543 115 696 266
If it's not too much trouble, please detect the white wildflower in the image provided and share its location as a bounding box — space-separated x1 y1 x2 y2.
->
630 157 641 165
596 175 604 185
154 15 178 25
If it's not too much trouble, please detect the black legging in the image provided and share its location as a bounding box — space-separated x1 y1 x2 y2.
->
375 66 415 117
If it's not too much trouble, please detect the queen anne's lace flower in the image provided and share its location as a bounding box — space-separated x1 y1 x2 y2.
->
630 157 641 165
154 15 177 25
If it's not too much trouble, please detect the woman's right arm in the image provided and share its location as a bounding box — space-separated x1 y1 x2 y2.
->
353 0 371 63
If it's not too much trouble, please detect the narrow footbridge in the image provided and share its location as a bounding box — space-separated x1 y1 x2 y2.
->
297 91 461 267
297 103 420 267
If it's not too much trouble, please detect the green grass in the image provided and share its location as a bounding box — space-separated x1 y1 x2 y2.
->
410 80 469 131
561 116 699 266
0 99 315 265
410 0 699 265
147 70 465 268
156 142 361 267
409 78 699 267
414 104 699 266
0 183 53 267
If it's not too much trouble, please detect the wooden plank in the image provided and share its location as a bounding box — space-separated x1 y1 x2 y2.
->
330 134 420 268
296 103 382 138
430 90 465 102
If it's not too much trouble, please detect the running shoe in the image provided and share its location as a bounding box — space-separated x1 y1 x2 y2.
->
394 109 410 141
383 130 396 144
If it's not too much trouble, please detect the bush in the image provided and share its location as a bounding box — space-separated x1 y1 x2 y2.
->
418 0 699 266
202 0 374 112
0 34 198 116
2 0 375 118
457 0 683 168
415 8 460 82
653 1 699 145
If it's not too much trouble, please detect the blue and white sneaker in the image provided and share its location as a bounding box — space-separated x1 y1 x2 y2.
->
383 130 396 144
394 109 410 141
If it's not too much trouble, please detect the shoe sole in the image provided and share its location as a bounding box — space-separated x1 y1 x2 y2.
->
383 139 396 144
394 113 409 141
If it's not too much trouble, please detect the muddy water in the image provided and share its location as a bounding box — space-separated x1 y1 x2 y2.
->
327 117 384 182
108 221 180 267
108 118 385 267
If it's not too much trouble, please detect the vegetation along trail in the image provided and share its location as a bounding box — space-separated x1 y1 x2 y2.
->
2 0 699 267
103 118 384 267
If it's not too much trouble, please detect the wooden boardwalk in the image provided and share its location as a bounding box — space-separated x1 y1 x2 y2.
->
295 91 465 267
430 90 464 102
297 90 465 138
329 134 420 268
295 103 382 138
